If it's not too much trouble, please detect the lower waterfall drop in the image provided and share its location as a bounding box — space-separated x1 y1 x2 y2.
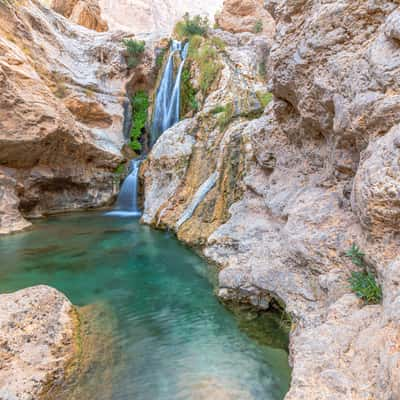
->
107 159 142 217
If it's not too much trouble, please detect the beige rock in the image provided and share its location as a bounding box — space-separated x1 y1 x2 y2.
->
97 0 223 35
51 0 108 32
215 0 275 39
0 286 76 399
0 0 136 232
0 170 31 235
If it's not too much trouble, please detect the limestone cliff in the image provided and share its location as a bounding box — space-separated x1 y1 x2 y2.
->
97 0 224 36
50 0 108 32
0 0 131 234
143 0 400 399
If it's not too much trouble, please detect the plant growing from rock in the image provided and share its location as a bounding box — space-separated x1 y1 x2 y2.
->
130 91 149 152
212 103 234 131
256 91 273 108
181 67 198 115
253 20 263 34
175 13 209 39
349 271 382 305
346 244 382 305
123 39 145 69
346 244 365 267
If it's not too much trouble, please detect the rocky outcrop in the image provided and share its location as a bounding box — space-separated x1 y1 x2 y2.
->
50 0 108 32
143 0 400 399
215 0 275 38
97 0 223 35
0 170 32 235
0 0 134 234
0 286 76 399
142 29 271 245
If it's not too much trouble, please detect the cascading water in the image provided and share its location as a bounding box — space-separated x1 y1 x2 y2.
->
151 40 189 145
110 42 189 218
106 159 142 217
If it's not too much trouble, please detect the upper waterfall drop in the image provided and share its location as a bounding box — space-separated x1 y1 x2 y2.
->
151 40 190 145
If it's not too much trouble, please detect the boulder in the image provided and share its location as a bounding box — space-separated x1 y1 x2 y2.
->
0 286 76 399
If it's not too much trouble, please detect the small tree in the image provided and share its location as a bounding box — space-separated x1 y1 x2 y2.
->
175 13 209 39
123 39 145 69
253 20 263 33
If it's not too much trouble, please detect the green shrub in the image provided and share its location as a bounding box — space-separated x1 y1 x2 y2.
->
346 244 365 267
123 39 145 69
155 48 167 69
114 163 125 176
346 244 382 305
211 105 226 114
214 103 234 131
258 61 267 78
181 67 198 115
253 20 263 33
130 91 149 152
349 271 382 305
211 36 226 51
175 13 209 39
256 91 273 108
195 45 222 94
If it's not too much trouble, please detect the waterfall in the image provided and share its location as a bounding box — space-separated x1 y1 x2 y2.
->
151 40 189 145
106 159 142 217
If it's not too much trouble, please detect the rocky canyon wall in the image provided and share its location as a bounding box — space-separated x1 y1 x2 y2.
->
97 0 223 36
143 0 400 399
0 0 131 234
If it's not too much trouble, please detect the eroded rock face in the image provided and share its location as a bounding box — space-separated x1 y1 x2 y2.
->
143 0 400 399
50 0 108 32
97 0 223 35
142 29 271 245
0 286 76 399
215 0 275 39
0 0 134 234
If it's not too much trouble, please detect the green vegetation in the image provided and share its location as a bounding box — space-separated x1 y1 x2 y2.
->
130 91 149 152
181 67 198 115
175 13 209 39
211 103 234 131
349 271 382 305
211 36 226 51
194 44 222 94
256 91 273 108
113 163 126 182
155 47 167 69
258 61 267 79
123 39 145 69
174 17 223 112
346 244 365 267
346 244 382 305
253 20 263 34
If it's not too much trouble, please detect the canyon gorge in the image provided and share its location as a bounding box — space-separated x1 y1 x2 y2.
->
1 0 400 399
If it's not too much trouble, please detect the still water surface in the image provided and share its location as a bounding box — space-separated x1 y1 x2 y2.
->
0 213 290 400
